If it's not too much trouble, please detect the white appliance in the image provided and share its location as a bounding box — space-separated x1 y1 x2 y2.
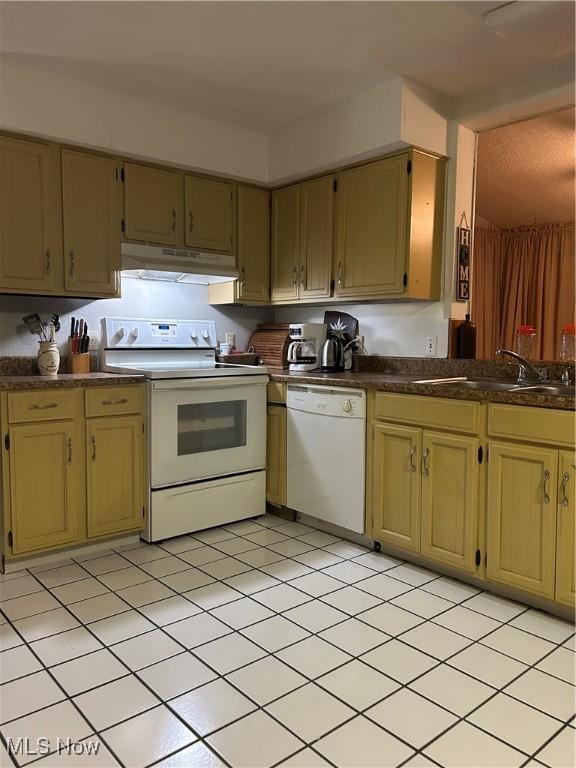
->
286 384 366 534
121 242 239 282
102 317 268 542
287 323 327 372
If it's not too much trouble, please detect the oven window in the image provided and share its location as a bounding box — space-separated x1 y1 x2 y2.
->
177 400 247 455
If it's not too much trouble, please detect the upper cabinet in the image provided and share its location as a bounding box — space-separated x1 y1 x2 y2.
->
124 163 182 246
0 136 61 294
271 175 333 303
184 176 235 253
62 150 121 296
208 185 270 305
334 151 444 300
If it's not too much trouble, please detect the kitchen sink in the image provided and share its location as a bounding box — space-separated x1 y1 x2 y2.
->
441 380 519 391
514 384 575 396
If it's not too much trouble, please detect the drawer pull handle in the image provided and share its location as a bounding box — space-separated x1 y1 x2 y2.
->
560 471 569 507
423 447 430 477
29 403 58 410
102 398 128 406
543 469 550 504
66 437 72 465
409 446 417 473
91 435 96 462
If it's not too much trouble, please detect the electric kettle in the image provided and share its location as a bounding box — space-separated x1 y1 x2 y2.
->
320 335 345 371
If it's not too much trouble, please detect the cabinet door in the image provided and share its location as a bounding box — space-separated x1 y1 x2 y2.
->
184 176 234 253
266 405 286 506
335 155 408 297
271 185 300 301
372 423 421 552
124 163 182 245
0 137 59 293
86 416 144 538
299 176 333 299
62 150 121 296
556 450 575 607
9 421 79 554
421 431 479 573
487 442 557 598
237 186 270 302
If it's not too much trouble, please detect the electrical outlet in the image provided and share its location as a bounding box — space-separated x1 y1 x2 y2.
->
425 336 437 356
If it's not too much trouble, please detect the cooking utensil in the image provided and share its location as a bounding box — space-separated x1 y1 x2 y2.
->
22 313 47 340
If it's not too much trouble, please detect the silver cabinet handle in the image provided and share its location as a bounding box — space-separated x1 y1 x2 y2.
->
543 469 551 504
66 437 72 465
299 265 305 287
45 250 51 275
560 471 570 507
337 261 343 287
171 208 177 231
91 435 96 462
29 402 58 410
189 211 194 232
409 446 417 473
69 251 75 276
240 266 246 288
423 447 430 477
292 266 298 287
102 398 128 406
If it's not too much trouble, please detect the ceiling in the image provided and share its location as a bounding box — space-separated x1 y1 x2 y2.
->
475 107 575 229
0 1 574 132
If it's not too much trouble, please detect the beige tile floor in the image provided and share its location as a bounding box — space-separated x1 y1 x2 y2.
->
0 514 574 768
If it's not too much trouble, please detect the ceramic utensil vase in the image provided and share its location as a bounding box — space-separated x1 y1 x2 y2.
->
37 341 60 377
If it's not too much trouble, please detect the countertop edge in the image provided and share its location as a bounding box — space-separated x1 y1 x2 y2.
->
0 374 145 391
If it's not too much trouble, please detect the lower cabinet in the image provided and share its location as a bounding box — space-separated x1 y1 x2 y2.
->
2 386 146 561
266 404 286 507
86 415 144 538
421 431 479 573
372 420 479 572
372 423 421 552
9 421 80 555
556 450 576 606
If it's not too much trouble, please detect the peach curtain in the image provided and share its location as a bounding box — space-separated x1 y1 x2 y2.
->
473 223 575 360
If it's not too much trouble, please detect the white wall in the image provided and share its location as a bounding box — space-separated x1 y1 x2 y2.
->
0 55 269 182
0 277 272 359
275 302 449 358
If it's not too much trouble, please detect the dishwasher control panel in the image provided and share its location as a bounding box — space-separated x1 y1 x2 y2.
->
287 385 366 418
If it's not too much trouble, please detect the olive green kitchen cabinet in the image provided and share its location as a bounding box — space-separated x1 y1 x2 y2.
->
1 385 146 565
556 450 575 607
123 162 183 246
334 150 445 300
370 393 482 575
86 414 144 538
0 136 61 295
271 175 333 303
208 186 270 305
62 149 121 296
184 176 235 253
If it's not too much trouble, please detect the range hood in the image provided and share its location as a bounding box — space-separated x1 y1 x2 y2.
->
121 243 239 284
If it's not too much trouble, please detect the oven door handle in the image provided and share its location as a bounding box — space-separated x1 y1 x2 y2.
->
152 375 269 391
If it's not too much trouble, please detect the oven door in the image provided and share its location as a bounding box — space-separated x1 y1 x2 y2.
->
150 375 268 488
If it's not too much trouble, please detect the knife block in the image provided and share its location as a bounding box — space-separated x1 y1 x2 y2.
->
68 342 91 374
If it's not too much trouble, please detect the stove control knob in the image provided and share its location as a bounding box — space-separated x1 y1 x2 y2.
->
202 330 210 342
129 328 139 341
190 330 198 341
115 327 125 341
342 399 352 414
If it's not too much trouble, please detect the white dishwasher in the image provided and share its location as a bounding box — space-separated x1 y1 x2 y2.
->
287 384 366 534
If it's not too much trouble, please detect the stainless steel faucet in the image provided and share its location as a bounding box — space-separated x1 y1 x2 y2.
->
496 349 550 383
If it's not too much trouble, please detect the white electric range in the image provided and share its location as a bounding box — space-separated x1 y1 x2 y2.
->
101 317 268 542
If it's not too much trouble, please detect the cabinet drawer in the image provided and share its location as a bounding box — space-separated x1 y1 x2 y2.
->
267 381 286 404
85 386 144 417
8 390 80 423
374 393 480 434
488 404 573 447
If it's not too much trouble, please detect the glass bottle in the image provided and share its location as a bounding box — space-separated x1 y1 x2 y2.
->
561 324 576 363
516 325 536 360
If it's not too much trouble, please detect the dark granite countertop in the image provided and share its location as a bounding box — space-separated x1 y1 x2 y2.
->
0 372 145 391
268 370 575 411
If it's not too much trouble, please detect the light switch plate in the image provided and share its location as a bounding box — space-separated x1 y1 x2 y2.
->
425 336 437 356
